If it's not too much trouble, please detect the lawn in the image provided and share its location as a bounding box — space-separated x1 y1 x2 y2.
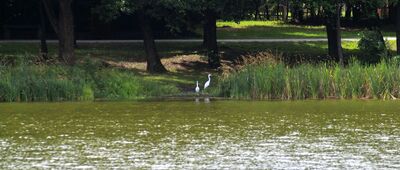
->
215 20 396 39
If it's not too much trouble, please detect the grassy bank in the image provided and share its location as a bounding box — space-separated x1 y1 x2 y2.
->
216 57 400 100
0 63 180 102
1 40 398 102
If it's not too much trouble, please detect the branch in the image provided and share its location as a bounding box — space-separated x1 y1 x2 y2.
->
41 0 59 35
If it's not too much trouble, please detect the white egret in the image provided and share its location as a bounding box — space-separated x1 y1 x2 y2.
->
204 74 211 90
195 81 200 93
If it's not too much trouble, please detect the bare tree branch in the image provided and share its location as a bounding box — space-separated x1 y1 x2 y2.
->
41 0 59 35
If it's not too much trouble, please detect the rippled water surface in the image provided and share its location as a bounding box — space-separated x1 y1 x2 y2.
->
0 100 400 169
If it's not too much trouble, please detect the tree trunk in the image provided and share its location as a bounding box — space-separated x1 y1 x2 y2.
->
254 0 261 20
204 10 221 68
326 2 344 66
265 4 270 20
58 0 75 65
285 1 290 21
39 1 48 60
282 1 288 22
397 3 400 55
255 9 260 20
345 1 352 20
138 13 167 73
73 0 78 48
389 4 396 23
203 22 209 47
352 4 363 22
41 0 75 65
276 5 280 20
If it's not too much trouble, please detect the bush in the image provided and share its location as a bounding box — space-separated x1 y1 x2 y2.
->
358 29 388 64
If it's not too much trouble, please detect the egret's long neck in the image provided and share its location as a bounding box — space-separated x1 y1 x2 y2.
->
196 81 198 86
208 75 211 81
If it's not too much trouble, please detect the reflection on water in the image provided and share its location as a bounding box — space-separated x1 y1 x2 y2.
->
0 101 399 169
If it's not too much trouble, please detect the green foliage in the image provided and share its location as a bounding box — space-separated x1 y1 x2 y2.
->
216 58 400 100
358 30 388 64
95 0 188 33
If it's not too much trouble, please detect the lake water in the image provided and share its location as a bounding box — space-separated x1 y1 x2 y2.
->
0 100 399 169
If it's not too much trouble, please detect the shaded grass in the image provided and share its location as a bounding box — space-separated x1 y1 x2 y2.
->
216 20 395 39
3 40 395 60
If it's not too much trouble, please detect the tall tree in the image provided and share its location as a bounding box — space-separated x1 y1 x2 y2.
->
137 10 167 73
95 0 188 73
321 0 343 65
41 0 75 65
186 0 247 68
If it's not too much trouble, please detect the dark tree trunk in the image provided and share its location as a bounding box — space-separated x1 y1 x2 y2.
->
397 3 400 55
352 4 363 22
326 2 344 66
255 9 260 20
282 1 288 22
138 13 167 73
254 0 261 20
39 1 48 60
202 22 209 48
345 1 352 20
389 4 396 23
58 0 75 65
276 5 280 20
41 0 75 65
204 10 220 68
73 0 78 48
286 1 290 21
265 4 270 20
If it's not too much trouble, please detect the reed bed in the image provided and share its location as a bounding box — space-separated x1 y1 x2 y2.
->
217 57 400 100
0 63 179 102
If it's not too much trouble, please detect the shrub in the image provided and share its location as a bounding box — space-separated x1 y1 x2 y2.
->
358 29 388 64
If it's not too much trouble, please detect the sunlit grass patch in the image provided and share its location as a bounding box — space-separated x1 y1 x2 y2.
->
216 20 395 39
217 20 324 29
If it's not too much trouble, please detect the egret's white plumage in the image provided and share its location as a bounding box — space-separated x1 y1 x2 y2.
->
204 74 211 90
195 81 200 93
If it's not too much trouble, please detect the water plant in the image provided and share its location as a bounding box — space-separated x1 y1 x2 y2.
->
0 61 179 102
216 55 400 100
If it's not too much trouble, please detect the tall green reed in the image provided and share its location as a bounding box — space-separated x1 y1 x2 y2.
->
0 61 179 102
217 59 400 100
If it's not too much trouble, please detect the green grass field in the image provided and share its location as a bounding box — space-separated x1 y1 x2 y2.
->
215 20 396 39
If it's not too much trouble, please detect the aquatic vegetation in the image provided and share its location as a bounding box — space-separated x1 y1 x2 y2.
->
216 58 400 100
0 63 179 102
